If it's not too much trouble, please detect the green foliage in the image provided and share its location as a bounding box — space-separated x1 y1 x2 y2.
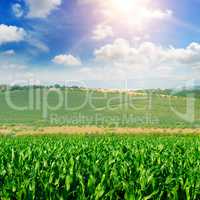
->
0 136 200 199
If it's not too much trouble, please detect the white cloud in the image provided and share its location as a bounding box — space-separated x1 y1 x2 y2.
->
92 24 114 40
78 0 172 20
26 0 62 18
1 50 15 56
0 24 26 45
0 61 28 84
149 9 172 20
26 35 49 52
12 3 24 18
52 54 82 66
0 63 26 70
0 24 48 52
94 38 131 61
94 38 200 68
87 38 200 84
79 0 172 34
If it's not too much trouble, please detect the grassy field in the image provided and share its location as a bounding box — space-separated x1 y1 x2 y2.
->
0 135 200 199
0 88 199 199
0 88 199 128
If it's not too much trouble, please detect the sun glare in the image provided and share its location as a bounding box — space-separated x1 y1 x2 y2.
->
111 0 136 13
110 0 148 13
107 0 151 27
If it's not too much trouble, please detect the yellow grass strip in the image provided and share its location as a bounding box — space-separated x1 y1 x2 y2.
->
1 125 200 136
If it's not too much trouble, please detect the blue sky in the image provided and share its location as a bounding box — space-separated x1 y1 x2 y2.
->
0 0 200 89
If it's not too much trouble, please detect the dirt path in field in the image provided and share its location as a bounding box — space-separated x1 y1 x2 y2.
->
0 125 200 136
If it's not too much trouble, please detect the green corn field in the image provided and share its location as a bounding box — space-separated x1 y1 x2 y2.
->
0 135 200 199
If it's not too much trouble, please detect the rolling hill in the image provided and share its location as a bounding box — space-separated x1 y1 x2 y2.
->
0 87 199 128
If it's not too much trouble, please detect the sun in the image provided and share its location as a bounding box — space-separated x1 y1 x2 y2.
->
106 0 151 28
111 0 137 13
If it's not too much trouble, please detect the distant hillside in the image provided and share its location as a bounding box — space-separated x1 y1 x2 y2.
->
0 87 199 128
137 87 200 97
1 84 200 96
